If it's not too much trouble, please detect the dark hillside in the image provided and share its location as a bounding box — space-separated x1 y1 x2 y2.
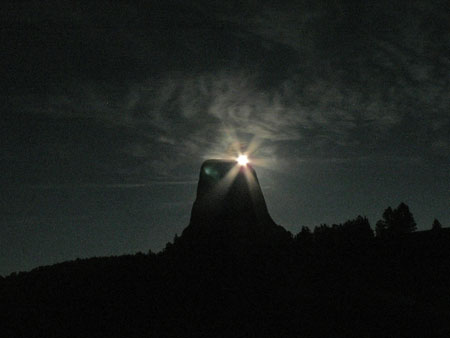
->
2 229 450 337
2 160 449 337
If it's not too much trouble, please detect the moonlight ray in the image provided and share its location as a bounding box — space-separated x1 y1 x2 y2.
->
205 162 241 198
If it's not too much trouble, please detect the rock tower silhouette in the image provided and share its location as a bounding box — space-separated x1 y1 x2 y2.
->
179 159 290 246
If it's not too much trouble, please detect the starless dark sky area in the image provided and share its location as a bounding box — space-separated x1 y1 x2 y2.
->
1 0 449 275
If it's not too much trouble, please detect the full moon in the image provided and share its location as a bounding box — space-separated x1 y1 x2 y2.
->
237 154 249 166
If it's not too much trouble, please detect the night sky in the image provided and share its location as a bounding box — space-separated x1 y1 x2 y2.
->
2 0 449 275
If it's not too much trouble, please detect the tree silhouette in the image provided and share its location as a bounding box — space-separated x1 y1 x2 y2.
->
341 215 373 244
432 218 442 231
294 226 314 249
313 224 333 244
376 206 393 237
376 203 417 237
295 226 312 240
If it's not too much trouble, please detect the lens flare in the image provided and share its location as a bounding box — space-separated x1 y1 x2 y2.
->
237 154 249 166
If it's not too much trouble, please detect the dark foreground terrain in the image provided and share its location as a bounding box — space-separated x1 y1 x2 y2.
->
1 225 450 338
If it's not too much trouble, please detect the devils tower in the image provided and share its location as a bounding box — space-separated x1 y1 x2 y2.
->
179 159 290 248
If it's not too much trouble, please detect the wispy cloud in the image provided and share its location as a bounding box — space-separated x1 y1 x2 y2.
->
34 60 447 180
12 0 449 179
27 181 198 190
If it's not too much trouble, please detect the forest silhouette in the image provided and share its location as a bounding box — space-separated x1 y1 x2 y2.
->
1 161 449 338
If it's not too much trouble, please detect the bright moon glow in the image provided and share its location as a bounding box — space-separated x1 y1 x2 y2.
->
237 154 249 166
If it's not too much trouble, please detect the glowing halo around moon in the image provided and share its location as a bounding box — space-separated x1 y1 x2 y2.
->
236 154 249 166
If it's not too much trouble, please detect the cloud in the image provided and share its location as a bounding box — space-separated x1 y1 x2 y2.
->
26 181 198 190
30 55 446 180
9 0 449 180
